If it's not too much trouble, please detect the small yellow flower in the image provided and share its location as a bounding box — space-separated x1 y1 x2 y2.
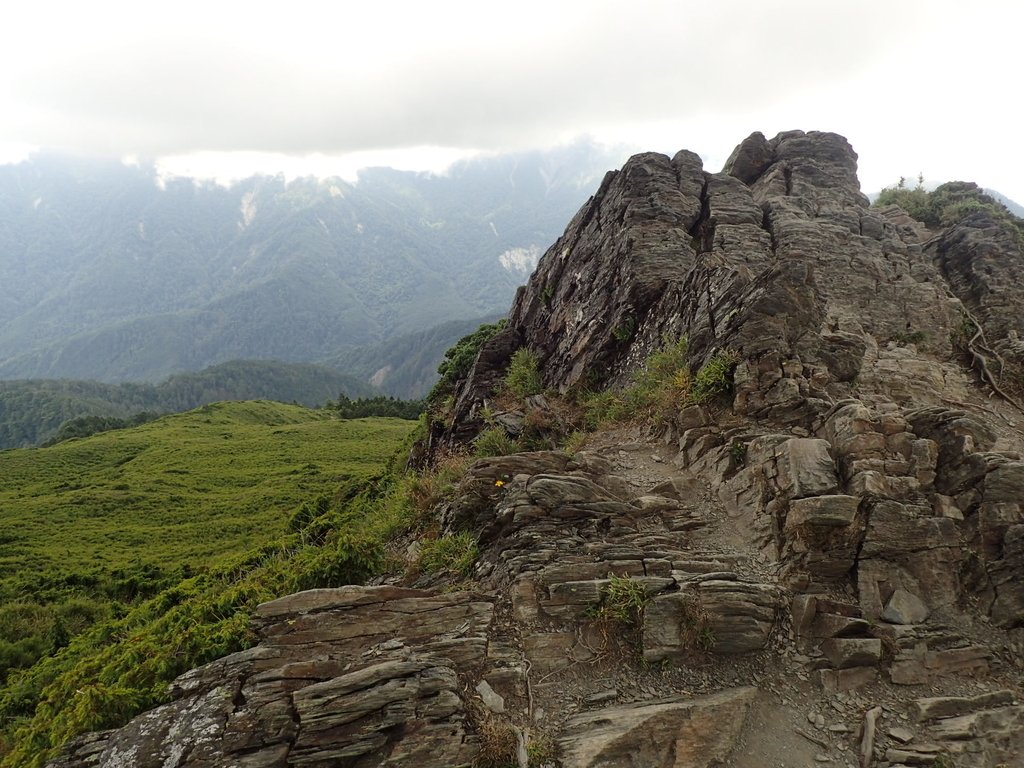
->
494 479 505 487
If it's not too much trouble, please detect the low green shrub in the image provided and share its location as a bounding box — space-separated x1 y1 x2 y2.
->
692 350 740 403
430 320 507 403
891 329 927 346
579 338 692 428
875 178 1024 249
504 348 543 399
611 315 636 343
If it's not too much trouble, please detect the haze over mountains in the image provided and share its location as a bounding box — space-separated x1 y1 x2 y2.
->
0 140 625 387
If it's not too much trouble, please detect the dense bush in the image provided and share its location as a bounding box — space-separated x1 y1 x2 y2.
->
503 348 543 399
429 320 507 402
328 394 423 420
875 179 1024 248
579 339 738 428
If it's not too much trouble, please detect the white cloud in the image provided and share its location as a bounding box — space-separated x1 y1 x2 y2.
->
2 0 1022 200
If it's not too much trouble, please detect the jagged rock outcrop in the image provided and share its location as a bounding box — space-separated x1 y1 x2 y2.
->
432 130 975 454
50 587 496 767
49 131 1024 767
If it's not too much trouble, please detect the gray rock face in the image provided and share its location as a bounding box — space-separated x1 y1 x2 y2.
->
774 439 840 498
558 687 756 768
431 128 975 457
786 494 859 528
929 196 1024 343
643 580 782 659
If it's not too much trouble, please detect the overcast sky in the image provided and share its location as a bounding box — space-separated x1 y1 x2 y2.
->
2 0 1020 200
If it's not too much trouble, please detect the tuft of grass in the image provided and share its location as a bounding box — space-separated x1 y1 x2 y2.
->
473 427 521 458
540 284 554 307
580 389 632 430
419 532 478 578
470 707 556 768
526 734 558 765
591 575 650 628
891 329 928 346
578 337 693 427
691 350 740 403
471 712 520 768
611 315 636 343
561 430 589 455
405 452 469 522
504 348 543 399
729 440 747 467
679 595 715 651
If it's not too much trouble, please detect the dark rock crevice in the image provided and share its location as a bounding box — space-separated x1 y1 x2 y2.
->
688 175 714 256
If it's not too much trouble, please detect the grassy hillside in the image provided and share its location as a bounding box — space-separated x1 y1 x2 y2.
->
0 359 377 449
0 401 405 581
0 401 415 708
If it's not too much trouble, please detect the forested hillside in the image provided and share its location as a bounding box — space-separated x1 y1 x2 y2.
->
0 360 375 448
319 313 504 398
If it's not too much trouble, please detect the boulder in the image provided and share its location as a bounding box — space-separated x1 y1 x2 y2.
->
644 580 782 659
786 494 859 528
915 690 1016 722
723 131 774 185
774 438 839 499
819 638 882 669
558 688 756 768
882 588 930 625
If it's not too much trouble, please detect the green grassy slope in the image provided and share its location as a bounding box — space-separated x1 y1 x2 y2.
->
0 401 407 583
0 400 416 747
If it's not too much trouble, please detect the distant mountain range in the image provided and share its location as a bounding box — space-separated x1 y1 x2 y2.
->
0 141 626 385
985 189 1024 218
321 313 505 399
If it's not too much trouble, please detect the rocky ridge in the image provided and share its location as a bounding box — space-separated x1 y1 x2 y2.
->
49 131 1024 767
